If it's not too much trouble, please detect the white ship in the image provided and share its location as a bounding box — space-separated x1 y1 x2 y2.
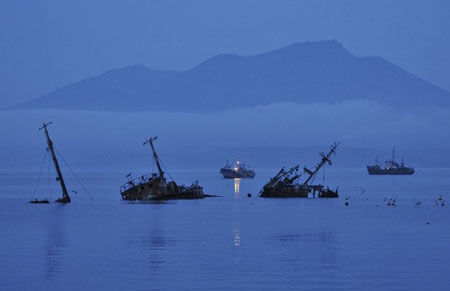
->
220 160 255 179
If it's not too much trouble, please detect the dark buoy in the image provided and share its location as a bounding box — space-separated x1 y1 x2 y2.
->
247 193 252 198
344 201 349 206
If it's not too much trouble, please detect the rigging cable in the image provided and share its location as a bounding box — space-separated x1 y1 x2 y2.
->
31 149 49 199
48 151 53 200
151 152 155 174
158 156 174 181
322 165 326 184
54 147 95 202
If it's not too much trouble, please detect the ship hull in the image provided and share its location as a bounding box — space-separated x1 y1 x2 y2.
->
120 178 205 200
260 187 309 198
220 168 255 179
367 166 414 175
260 185 338 198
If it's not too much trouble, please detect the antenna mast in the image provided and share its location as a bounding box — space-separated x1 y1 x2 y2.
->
144 136 165 181
40 122 70 203
302 142 339 187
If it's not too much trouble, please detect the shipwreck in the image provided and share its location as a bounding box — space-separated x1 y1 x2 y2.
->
29 122 71 204
259 143 339 198
120 136 208 200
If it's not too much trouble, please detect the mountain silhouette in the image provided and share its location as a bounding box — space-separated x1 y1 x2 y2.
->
11 40 450 112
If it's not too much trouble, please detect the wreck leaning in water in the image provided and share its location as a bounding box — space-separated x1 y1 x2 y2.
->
259 143 339 198
29 122 71 204
120 136 207 200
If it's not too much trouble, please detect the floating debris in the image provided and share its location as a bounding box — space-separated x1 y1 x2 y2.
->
259 143 339 198
29 198 50 204
344 196 351 206
386 198 397 207
435 195 445 206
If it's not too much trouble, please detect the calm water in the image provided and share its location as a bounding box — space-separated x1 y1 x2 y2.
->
1 168 449 290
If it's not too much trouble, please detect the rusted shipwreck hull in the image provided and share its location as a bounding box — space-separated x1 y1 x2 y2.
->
259 143 340 199
120 136 208 201
260 184 338 198
120 174 205 200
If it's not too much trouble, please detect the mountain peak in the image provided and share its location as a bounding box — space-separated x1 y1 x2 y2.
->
261 40 352 59
288 39 341 48
101 64 151 76
10 40 450 112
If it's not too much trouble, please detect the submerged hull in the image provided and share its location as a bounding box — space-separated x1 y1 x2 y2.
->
120 177 205 200
220 168 255 179
29 199 50 204
260 187 309 198
55 196 71 203
367 166 414 175
260 185 338 198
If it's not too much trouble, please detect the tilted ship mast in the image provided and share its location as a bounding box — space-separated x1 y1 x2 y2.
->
302 142 339 187
40 122 71 203
143 136 166 183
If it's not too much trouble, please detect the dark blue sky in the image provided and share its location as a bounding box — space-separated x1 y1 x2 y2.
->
1 0 449 106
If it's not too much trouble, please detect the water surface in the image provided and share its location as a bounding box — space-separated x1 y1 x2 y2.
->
1 168 449 290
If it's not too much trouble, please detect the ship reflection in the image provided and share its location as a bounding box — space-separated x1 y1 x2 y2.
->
45 207 68 282
234 178 240 198
128 213 175 272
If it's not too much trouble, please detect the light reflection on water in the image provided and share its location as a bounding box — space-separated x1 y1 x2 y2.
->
1 168 450 290
233 178 240 198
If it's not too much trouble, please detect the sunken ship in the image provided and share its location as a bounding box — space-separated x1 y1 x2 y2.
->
367 148 414 175
120 136 206 200
30 122 71 204
259 143 339 198
220 160 255 179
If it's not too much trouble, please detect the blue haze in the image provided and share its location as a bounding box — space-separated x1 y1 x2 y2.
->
1 1 450 290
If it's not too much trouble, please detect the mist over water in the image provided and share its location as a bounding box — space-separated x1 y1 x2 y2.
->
1 100 450 170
